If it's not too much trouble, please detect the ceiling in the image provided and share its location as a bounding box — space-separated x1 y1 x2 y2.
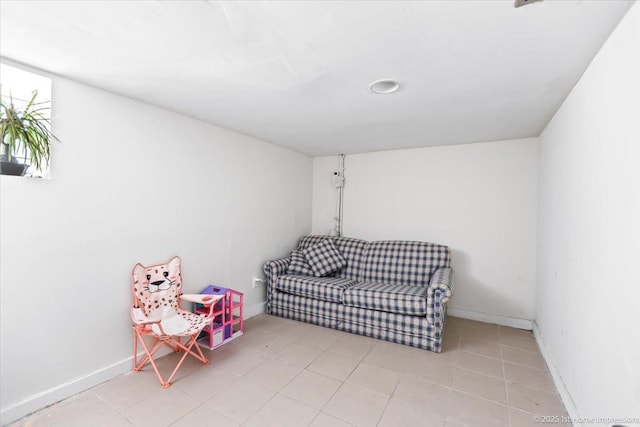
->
0 1 633 156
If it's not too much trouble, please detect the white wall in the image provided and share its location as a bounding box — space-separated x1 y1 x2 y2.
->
0 72 312 422
536 3 640 422
313 138 538 326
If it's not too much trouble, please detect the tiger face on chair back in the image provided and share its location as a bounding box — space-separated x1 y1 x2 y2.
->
132 256 182 318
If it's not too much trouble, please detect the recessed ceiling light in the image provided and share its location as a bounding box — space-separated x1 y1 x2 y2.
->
369 79 401 94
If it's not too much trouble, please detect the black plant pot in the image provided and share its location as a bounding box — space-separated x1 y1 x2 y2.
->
0 161 29 176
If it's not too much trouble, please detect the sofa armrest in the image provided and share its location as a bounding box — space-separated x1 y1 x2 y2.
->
426 267 453 327
263 256 291 312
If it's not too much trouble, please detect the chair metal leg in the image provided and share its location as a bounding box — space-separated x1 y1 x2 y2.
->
132 328 210 388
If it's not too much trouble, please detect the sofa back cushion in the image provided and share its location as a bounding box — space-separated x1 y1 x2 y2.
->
361 241 450 287
297 235 369 281
298 235 330 250
333 237 369 280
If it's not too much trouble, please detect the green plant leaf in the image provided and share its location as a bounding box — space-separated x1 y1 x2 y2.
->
1 90 59 172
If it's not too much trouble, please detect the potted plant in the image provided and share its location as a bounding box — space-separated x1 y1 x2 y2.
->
0 91 57 176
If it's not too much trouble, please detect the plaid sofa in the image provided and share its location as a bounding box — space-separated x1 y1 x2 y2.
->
263 235 453 352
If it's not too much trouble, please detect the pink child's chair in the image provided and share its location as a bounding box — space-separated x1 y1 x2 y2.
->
130 256 222 388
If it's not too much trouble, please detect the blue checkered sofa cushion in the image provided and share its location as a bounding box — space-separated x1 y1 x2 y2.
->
361 240 450 287
275 275 357 303
287 250 314 276
297 235 369 280
343 282 428 315
303 239 347 277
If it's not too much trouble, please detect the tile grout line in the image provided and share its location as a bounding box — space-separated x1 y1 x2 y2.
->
423 333 515 412
298 324 356 423
442 334 461 426
500 335 513 427
446 335 463 425
289 344 346 418
166 402 207 427
447 327 511 425
319 339 387 426
89 390 138 426
242 330 336 426
366 343 397 427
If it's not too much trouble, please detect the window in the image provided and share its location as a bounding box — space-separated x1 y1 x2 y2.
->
0 63 53 178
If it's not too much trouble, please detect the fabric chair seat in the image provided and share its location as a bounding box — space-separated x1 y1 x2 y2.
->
149 309 210 337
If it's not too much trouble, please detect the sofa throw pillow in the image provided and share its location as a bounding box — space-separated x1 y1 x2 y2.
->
287 250 314 276
303 239 347 277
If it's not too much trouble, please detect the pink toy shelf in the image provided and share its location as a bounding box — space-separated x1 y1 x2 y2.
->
193 285 244 350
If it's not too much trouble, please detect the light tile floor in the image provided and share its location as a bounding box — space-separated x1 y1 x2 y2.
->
9 315 569 427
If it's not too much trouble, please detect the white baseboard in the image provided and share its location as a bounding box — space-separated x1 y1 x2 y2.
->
0 305 270 425
532 322 581 426
0 354 139 425
447 307 533 330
